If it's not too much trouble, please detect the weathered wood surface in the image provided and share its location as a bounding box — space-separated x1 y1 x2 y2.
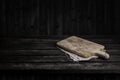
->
0 36 120 73
57 36 109 59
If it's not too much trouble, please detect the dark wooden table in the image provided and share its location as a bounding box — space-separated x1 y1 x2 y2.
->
0 35 120 74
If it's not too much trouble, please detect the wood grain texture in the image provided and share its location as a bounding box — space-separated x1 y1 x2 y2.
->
0 0 116 37
57 36 109 59
0 36 120 73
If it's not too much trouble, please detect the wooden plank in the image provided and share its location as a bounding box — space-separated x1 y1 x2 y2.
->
0 62 120 73
0 49 120 56
0 50 65 56
0 42 120 50
0 37 119 44
0 38 120 51
1 38 119 45
0 51 120 63
0 37 120 43
0 53 120 63
0 56 72 63
0 43 56 50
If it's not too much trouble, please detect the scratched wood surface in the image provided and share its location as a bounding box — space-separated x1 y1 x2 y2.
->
56 36 109 59
0 36 120 73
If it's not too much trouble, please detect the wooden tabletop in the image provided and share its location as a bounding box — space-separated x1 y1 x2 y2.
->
0 36 120 73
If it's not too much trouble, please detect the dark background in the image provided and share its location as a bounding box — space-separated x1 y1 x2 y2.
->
1 0 120 37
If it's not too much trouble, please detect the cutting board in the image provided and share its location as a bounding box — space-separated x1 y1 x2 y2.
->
56 36 110 59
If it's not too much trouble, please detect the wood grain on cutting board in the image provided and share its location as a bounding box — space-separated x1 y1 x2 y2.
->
57 36 110 59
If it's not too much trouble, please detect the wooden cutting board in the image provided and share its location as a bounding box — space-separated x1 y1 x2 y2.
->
56 36 110 59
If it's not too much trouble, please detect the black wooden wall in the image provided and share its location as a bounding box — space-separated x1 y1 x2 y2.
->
1 0 119 37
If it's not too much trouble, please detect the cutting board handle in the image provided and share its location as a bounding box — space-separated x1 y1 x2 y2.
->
95 51 110 59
